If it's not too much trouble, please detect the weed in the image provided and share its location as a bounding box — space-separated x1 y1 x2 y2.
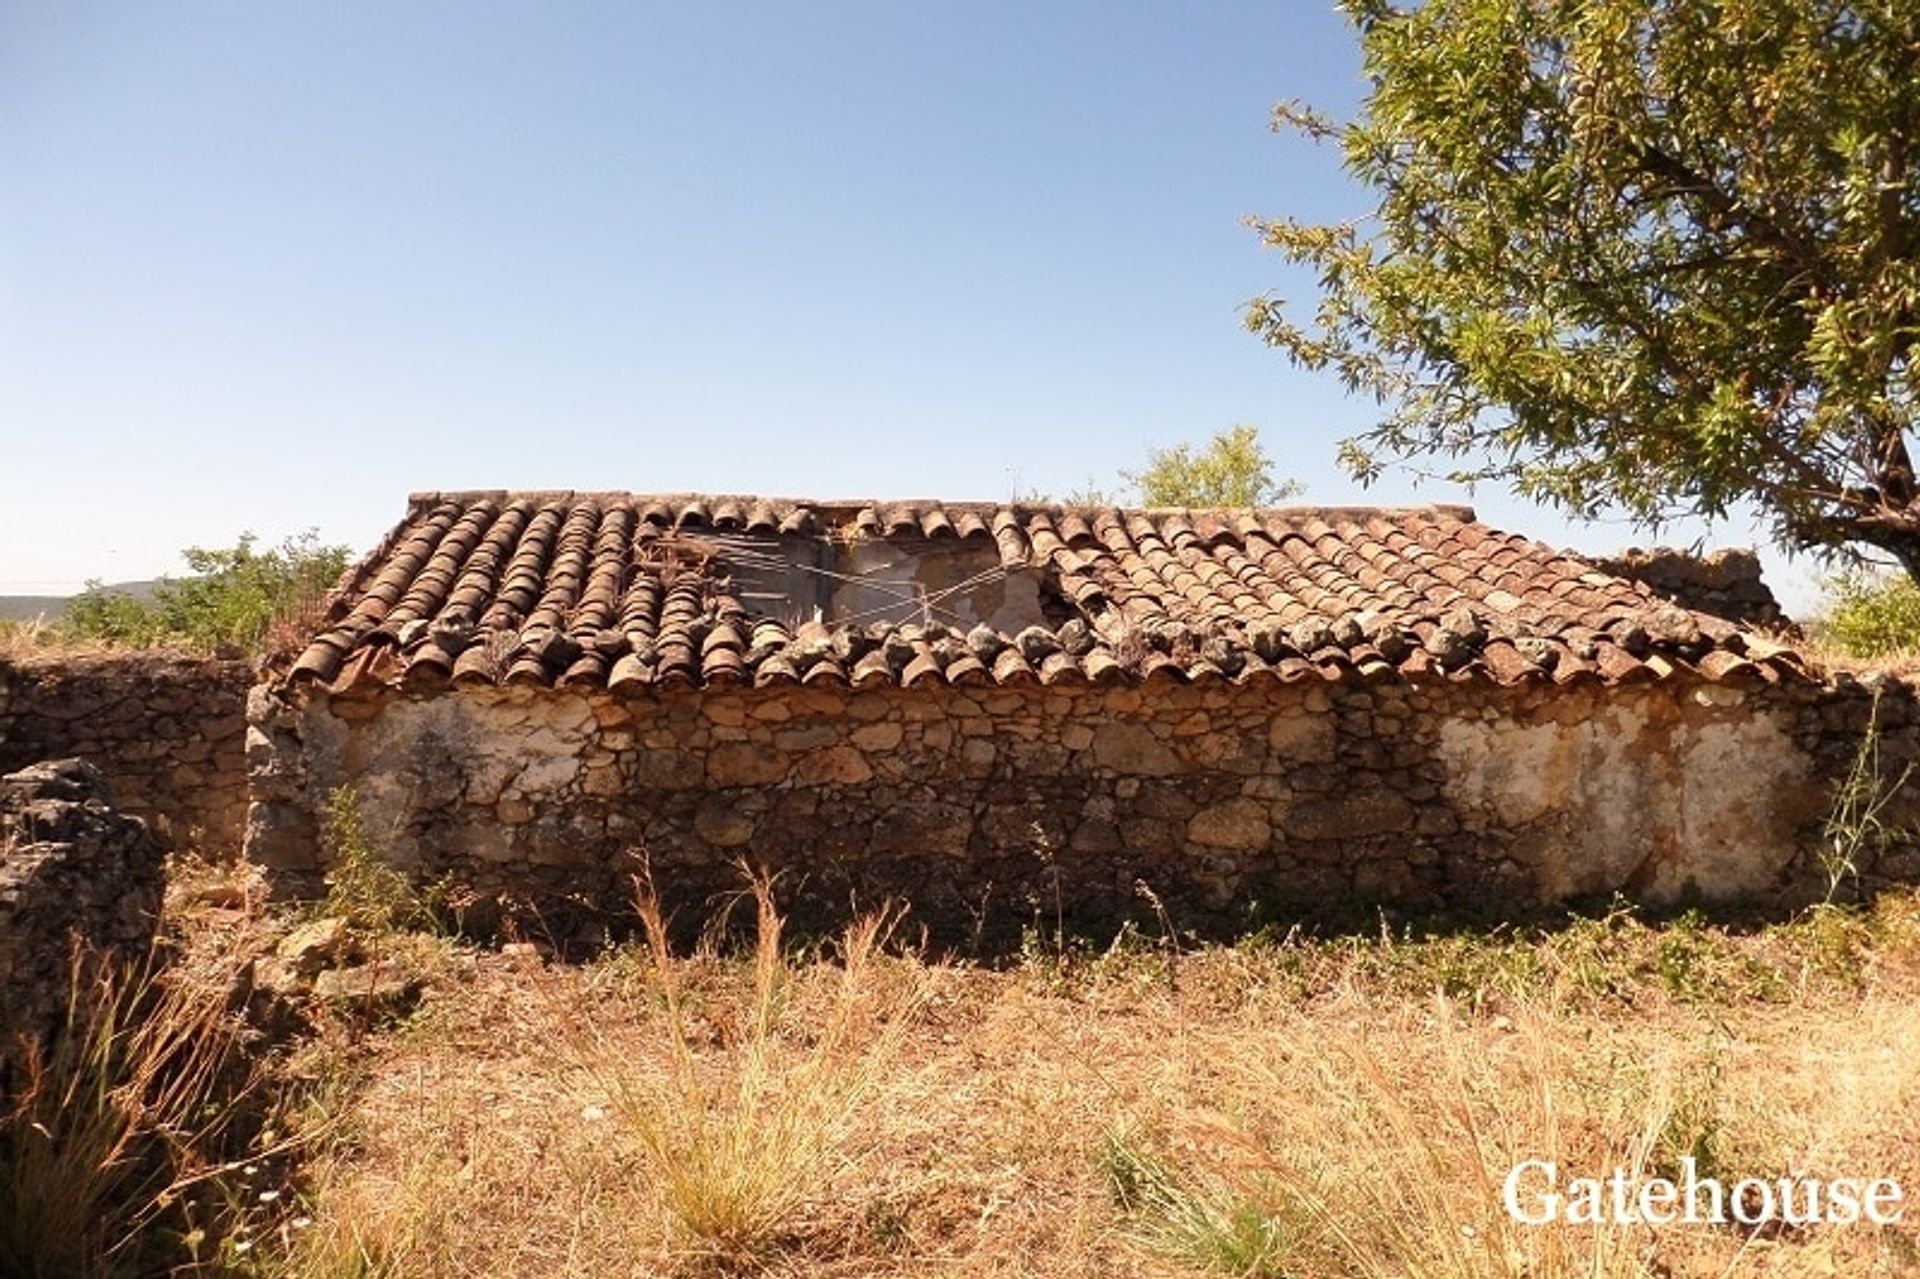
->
1101 1124 1317 1278
321 786 446 937
0 945 265 1278
579 865 928 1266
1823 688 1915 902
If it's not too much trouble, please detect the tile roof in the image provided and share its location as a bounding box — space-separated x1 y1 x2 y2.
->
281 490 1808 695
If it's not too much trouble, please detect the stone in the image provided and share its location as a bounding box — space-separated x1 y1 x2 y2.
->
1060 723 1095 752
0 759 164 1078
775 724 840 751
1268 712 1335 762
1169 711 1211 737
706 744 790 787
1069 819 1123 853
1186 799 1271 850
851 721 903 752
1284 793 1414 841
846 693 892 721
312 962 423 1013
633 750 705 790
496 796 536 825
694 799 756 847
869 803 972 858
793 746 873 787
1091 722 1185 776
582 764 625 797
277 916 350 975
245 800 320 871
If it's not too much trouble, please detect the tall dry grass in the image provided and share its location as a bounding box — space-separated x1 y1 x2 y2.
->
0 944 265 1278
257 887 1920 1279
587 872 929 1264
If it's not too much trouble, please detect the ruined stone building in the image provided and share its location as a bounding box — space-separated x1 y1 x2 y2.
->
242 490 1870 943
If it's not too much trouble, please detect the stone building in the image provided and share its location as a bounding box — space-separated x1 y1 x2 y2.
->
244 490 1851 944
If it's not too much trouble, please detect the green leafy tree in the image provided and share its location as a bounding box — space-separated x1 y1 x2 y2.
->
66 530 351 654
1250 1 1920 577
1125 425 1302 508
1822 570 1920 656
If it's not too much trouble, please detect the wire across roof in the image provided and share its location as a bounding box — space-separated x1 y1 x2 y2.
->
281 490 1806 694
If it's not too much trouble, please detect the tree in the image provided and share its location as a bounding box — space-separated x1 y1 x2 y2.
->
1125 424 1302 507
1249 1 1920 577
66 530 351 653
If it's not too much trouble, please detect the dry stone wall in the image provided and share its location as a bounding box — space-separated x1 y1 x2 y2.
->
245 671 1903 946
1 758 164 1085
0 654 251 856
1591 548 1790 629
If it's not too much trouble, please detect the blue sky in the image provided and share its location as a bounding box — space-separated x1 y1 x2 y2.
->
0 2 1816 608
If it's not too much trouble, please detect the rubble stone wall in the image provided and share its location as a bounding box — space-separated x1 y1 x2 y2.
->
1 758 165 1084
0 654 252 856
1593 548 1790 629
246 672 1915 945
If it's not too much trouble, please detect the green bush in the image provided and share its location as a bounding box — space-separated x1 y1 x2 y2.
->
64 530 351 655
1820 571 1920 659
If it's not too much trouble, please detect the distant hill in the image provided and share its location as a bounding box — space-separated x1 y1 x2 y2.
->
0 581 158 623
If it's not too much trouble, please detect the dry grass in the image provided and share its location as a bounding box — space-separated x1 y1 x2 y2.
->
241 888 1920 1279
0 940 272 1278
0 616 137 662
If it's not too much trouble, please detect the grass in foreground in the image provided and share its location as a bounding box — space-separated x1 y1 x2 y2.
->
0 942 272 1278
243 888 1920 1279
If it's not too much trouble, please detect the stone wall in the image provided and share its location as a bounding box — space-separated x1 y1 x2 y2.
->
0 653 252 856
1592 547 1791 629
245 669 1911 946
1 758 165 1085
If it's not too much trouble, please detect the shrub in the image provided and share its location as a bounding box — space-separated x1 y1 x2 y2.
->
1820 570 1920 659
65 530 351 656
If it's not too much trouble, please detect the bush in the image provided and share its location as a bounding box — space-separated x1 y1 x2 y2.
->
64 531 351 655
1820 571 1920 659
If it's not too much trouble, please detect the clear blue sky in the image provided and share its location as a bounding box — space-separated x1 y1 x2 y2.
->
0 1 1816 608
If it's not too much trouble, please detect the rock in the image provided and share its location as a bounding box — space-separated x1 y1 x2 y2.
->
792 745 873 786
1284 793 1415 840
1057 619 1095 657
1287 620 1335 655
774 724 839 752
277 916 350 975
1268 712 1335 762
1187 799 1271 850
1014 626 1062 663
694 798 756 847
851 721 904 752
965 624 1005 661
868 803 972 858
312 962 423 1013
0 759 163 1081
706 743 790 787
1515 636 1560 670
1090 722 1185 776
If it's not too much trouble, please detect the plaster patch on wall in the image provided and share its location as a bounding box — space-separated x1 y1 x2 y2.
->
1436 696 1807 902
1645 715 1807 900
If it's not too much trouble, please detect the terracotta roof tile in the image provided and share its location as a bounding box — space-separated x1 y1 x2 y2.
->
281 491 1806 694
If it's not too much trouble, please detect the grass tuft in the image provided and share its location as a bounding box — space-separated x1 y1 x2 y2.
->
0 944 266 1278
582 865 929 1268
